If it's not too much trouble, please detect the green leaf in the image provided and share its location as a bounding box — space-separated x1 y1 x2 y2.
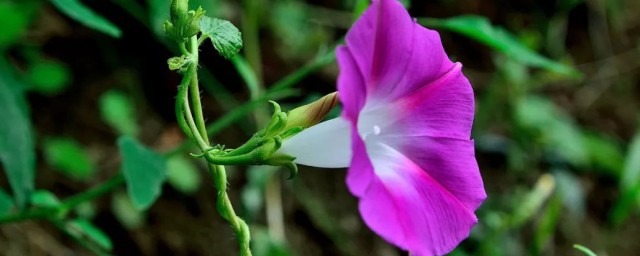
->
111 191 144 229
199 16 243 59
118 136 167 210
621 133 640 191
420 15 581 77
49 0 122 38
99 90 138 136
533 194 562 254
31 190 61 208
510 174 555 227
353 0 369 20
0 60 35 209
515 96 587 165
43 137 95 180
611 132 640 225
67 219 113 250
149 0 171 36
583 132 624 177
0 189 14 217
573 244 598 256
26 60 71 95
166 156 201 195
0 2 34 48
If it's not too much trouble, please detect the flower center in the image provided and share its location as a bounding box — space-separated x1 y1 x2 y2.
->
361 124 382 142
373 125 381 135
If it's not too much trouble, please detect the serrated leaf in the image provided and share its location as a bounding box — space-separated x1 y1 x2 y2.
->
43 137 95 180
31 190 61 208
199 16 243 59
67 219 113 250
99 90 138 136
166 156 201 195
0 189 14 217
49 0 121 38
118 136 167 210
0 60 35 209
420 15 581 77
111 191 144 229
27 60 71 95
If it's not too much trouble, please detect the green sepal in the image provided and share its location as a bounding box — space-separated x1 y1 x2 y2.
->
265 154 298 179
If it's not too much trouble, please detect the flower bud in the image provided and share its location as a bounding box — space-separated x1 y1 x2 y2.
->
164 0 205 42
285 92 339 130
170 0 189 22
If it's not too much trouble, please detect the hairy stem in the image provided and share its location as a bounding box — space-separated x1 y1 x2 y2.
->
182 35 252 256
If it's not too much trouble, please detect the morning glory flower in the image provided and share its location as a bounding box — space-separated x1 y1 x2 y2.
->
279 0 486 254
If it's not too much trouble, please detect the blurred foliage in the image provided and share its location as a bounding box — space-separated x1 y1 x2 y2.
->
99 90 139 136
118 136 167 210
43 137 95 180
0 0 640 255
49 0 121 37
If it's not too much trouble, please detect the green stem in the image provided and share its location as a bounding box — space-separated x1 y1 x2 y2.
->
210 163 252 256
188 36 209 143
176 66 196 141
182 93 208 149
61 174 125 209
0 174 125 224
180 35 253 255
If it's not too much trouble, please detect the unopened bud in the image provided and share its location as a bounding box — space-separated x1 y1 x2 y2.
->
285 92 339 130
170 0 189 21
165 0 205 42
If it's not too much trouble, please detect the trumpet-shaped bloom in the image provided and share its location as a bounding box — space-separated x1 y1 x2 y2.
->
279 0 486 254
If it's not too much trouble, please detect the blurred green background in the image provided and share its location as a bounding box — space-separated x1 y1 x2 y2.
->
0 0 639 255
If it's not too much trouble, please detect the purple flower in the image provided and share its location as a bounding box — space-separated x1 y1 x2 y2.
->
279 0 486 254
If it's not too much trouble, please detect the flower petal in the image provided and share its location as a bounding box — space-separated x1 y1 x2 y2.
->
346 125 375 197
337 46 367 122
278 117 352 168
345 0 413 94
382 135 486 211
389 25 456 100
359 141 479 255
344 0 456 103
389 63 475 140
